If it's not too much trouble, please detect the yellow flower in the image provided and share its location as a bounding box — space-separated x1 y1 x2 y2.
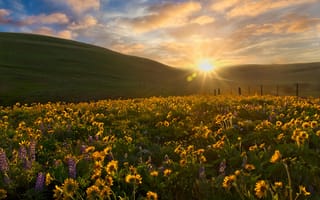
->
105 175 113 186
244 164 255 171
86 185 100 200
249 144 258 151
92 151 105 161
53 185 63 199
274 181 283 188
62 178 79 197
270 150 282 163
234 170 241 176
316 130 320 137
310 121 318 128
277 133 285 140
125 174 142 184
302 122 310 129
146 191 158 200
45 173 53 186
276 121 282 127
105 160 118 175
255 180 268 199
222 175 236 190
0 189 7 200
299 185 310 196
200 155 207 163
150 170 159 177
179 159 187 166
163 169 172 177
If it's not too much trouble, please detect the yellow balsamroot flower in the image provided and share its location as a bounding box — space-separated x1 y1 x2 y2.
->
249 144 258 151
274 181 283 188
105 175 113 186
150 170 159 177
234 170 241 176
316 130 320 137
163 169 172 177
276 121 282 127
0 189 7 200
299 185 311 196
92 151 105 161
45 173 53 186
244 164 256 171
277 133 285 140
255 180 268 199
105 160 118 175
146 191 158 200
86 185 100 200
310 120 318 128
62 178 79 197
53 185 63 199
302 122 310 129
125 174 142 184
222 175 236 190
200 155 207 163
270 150 282 163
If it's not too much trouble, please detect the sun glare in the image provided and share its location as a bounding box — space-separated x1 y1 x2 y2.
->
198 59 215 73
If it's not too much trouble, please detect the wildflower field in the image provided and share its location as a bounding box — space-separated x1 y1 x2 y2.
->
0 95 319 200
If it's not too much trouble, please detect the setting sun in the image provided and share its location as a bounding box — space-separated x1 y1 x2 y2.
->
198 59 215 73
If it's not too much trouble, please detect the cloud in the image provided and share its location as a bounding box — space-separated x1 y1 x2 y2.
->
0 9 10 23
210 0 240 12
111 43 145 55
24 13 69 25
227 0 316 18
69 15 98 30
33 27 73 39
244 15 320 35
125 2 201 32
55 0 100 14
190 15 215 25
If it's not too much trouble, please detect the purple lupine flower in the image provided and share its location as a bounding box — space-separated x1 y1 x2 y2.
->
88 135 93 143
35 172 45 191
0 148 9 172
68 157 77 179
219 160 226 175
29 141 36 162
199 165 206 179
18 145 27 160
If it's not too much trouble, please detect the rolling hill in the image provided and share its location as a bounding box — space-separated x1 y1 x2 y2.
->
0 32 320 105
0 32 200 105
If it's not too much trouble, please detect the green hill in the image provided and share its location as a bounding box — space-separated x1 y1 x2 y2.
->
0 32 320 105
0 32 198 105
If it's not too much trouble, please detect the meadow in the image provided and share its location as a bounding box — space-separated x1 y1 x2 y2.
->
0 95 319 199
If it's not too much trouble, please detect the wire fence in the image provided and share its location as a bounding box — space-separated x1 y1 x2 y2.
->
208 82 320 98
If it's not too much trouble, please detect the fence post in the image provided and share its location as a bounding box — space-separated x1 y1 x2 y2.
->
238 87 241 96
214 89 217 96
260 85 263 96
218 88 220 95
296 83 299 97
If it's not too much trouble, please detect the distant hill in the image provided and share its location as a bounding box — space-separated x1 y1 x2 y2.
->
0 32 319 105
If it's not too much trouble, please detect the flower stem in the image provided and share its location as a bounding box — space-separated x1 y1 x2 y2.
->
283 162 292 200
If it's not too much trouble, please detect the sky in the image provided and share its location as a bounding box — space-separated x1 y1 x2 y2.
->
0 0 320 69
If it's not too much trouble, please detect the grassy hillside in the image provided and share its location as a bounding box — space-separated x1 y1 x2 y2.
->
0 32 320 105
0 32 199 105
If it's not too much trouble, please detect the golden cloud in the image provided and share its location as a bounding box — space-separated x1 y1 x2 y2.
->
245 15 320 35
33 27 73 39
210 0 240 12
25 13 69 25
190 15 215 25
55 0 100 14
69 15 97 30
126 2 201 33
227 0 316 18
111 43 145 55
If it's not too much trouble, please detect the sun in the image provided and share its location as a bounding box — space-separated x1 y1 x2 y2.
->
198 59 215 73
